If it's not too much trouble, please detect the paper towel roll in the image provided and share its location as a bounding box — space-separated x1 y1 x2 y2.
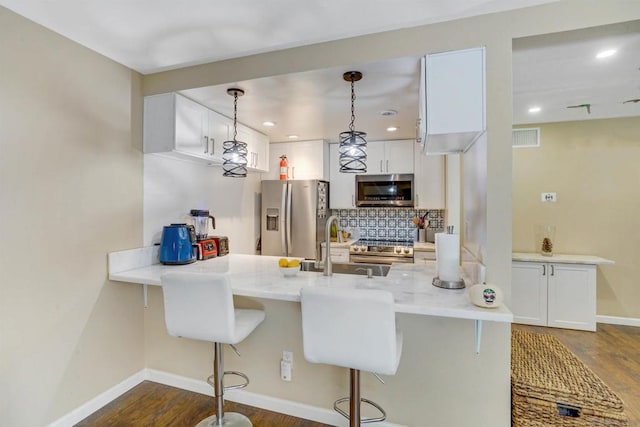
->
436 232 460 281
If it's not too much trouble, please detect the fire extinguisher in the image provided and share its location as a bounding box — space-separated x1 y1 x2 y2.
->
279 155 288 181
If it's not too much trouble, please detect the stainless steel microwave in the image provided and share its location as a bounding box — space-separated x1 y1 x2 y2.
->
355 174 414 207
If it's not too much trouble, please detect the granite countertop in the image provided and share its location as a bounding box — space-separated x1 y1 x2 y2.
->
109 250 512 323
512 252 614 265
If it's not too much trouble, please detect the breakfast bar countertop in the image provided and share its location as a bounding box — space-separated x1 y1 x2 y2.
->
109 249 512 323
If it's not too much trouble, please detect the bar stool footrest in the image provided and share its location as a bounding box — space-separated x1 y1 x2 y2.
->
334 396 387 423
206 370 250 391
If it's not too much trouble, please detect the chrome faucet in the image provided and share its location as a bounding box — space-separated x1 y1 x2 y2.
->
323 215 339 276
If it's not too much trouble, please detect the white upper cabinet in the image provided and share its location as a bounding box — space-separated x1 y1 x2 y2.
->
238 124 269 173
144 93 269 171
421 47 486 154
263 140 329 181
329 143 356 209
414 144 445 209
364 140 414 175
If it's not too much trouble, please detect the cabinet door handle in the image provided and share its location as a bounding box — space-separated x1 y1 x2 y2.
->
203 136 209 153
415 193 419 206
380 160 383 172
291 166 295 180
542 264 546 276
352 194 355 207
550 265 555 276
210 138 214 156
386 159 389 172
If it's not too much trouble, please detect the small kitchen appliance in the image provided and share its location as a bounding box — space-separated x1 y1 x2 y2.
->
190 209 216 240
210 236 229 256
190 209 219 260
159 224 197 265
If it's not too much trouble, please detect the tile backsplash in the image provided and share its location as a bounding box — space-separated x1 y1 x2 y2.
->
330 208 446 241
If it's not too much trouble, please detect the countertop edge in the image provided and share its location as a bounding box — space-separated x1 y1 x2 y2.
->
512 252 614 265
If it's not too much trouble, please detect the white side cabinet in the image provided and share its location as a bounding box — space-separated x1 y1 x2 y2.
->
364 140 414 174
421 47 486 154
329 143 356 209
414 144 445 209
145 93 220 162
263 140 329 180
511 261 596 331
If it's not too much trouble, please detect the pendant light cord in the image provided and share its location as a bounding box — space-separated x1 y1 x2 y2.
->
232 92 238 141
349 77 356 132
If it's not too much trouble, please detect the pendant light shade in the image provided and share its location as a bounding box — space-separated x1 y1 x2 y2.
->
223 88 248 178
339 71 367 173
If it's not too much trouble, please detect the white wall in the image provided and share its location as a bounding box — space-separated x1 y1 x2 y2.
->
143 155 262 254
0 7 144 425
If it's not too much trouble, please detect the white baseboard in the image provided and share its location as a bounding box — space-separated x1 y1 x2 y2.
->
47 370 146 427
146 369 406 427
49 368 406 427
597 315 640 327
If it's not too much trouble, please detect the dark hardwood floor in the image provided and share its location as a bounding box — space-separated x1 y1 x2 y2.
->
75 324 639 426
75 380 332 427
513 323 640 426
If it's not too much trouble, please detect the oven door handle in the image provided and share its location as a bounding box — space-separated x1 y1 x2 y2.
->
350 254 413 264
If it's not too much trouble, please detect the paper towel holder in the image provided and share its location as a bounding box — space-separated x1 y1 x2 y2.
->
432 277 466 289
433 225 465 289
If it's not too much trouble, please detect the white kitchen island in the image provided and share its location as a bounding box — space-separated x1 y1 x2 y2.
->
109 249 512 323
108 248 513 427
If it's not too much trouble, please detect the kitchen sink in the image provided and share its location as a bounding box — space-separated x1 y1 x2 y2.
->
299 261 390 277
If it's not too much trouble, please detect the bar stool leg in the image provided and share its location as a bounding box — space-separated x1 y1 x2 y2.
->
214 342 224 426
350 369 361 427
196 343 252 427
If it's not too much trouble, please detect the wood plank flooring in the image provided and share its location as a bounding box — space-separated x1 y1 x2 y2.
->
75 380 332 427
75 324 639 426
513 323 640 426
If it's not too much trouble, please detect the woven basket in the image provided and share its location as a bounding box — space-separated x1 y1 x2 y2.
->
511 330 628 427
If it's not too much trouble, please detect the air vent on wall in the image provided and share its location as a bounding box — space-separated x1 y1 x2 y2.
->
512 128 540 148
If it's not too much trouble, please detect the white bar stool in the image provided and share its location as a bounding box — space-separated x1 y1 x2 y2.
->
161 272 265 427
300 286 403 426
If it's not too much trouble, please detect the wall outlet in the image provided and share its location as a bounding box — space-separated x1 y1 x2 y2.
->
541 192 557 202
282 350 293 363
280 360 292 381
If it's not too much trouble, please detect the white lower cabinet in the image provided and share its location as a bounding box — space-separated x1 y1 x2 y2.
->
511 261 596 331
319 245 350 263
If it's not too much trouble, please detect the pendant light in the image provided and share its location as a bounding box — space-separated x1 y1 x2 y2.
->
223 88 248 178
339 71 367 173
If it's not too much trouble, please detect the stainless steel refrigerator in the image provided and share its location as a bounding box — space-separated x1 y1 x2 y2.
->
261 180 329 259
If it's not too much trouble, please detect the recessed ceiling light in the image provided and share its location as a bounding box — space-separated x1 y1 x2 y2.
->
596 49 617 59
380 110 397 117
528 106 541 113
386 126 398 132
287 134 298 139
263 121 276 127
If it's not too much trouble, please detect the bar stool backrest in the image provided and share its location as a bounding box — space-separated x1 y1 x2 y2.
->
161 272 235 343
300 286 399 375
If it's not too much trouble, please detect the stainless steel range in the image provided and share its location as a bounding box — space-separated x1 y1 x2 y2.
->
349 239 414 264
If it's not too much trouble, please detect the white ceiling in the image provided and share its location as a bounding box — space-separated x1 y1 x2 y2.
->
0 0 556 73
513 20 640 125
2 1 639 142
